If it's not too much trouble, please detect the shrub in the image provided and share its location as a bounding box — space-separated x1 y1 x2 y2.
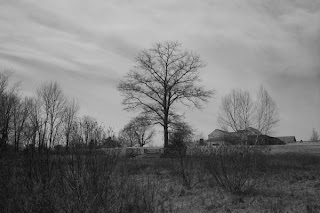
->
116 176 162 213
204 145 267 195
170 153 206 190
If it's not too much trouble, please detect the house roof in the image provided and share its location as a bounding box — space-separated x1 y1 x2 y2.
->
237 127 261 135
208 129 229 135
209 127 261 138
276 136 296 143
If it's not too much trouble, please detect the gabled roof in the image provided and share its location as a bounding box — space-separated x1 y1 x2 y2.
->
237 127 261 135
209 127 261 137
208 129 229 135
276 136 296 143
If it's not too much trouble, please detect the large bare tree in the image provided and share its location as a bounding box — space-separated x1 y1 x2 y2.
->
118 41 214 148
218 86 279 135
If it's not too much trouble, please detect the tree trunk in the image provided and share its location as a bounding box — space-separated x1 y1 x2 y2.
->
163 123 169 148
66 133 69 152
1 132 8 151
0 138 6 151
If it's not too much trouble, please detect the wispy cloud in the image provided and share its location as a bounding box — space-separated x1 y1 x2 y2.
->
0 0 319 142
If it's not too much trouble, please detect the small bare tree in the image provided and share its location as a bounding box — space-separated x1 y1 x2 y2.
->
118 126 137 147
310 128 319 142
120 115 155 147
12 97 32 151
27 97 43 151
63 99 79 151
118 41 214 148
80 116 98 146
37 81 67 149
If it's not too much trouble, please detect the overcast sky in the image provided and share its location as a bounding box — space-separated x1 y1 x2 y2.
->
0 0 319 145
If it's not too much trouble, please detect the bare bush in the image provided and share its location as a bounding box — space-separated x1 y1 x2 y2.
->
1 149 179 213
204 145 267 195
116 176 162 213
170 152 206 190
166 121 206 190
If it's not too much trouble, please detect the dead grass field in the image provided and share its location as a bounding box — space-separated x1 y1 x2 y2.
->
128 144 320 213
115 143 320 213
1 144 320 213
269 142 320 155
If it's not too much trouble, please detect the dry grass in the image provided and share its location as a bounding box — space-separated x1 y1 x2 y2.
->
269 142 320 155
1 144 320 213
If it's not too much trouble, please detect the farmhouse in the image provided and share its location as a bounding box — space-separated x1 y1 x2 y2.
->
206 127 285 146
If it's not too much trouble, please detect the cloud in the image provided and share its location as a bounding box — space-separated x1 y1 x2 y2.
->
0 0 319 143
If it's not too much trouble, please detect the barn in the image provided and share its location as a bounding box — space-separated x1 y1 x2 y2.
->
276 136 296 144
206 127 286 145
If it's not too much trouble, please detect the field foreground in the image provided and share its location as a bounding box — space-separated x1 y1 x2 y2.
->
1 144 320 213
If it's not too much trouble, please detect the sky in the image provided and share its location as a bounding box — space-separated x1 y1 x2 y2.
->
0 0 319 145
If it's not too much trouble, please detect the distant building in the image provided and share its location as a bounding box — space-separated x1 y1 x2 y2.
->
247 135 284 145
276 136 296 144
206 127 285 146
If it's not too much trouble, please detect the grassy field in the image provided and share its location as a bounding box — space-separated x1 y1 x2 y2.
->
1 144 320 213
269 142 320 155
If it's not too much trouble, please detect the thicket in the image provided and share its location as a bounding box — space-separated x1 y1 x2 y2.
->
203 145 267 195
0 150 167 213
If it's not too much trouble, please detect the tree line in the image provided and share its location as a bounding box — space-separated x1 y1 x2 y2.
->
0 73 116 152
